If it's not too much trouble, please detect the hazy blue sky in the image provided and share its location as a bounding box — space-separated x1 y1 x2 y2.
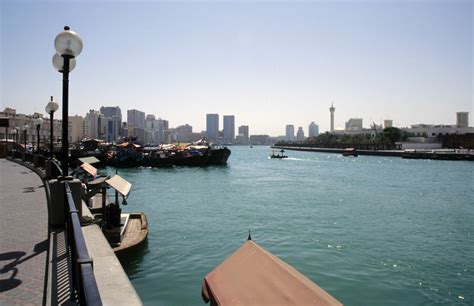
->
1 0 472 135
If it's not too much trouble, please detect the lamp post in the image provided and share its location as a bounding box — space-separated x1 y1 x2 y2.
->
45 96 59 157
11 128 17 155
34 117 43 153
53 26 83 176
23 124 29 152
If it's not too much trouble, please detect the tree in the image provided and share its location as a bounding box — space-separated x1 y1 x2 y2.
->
382 127 402 145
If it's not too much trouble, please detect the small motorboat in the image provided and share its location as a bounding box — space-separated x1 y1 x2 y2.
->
342 148 358 157
270 149 288 159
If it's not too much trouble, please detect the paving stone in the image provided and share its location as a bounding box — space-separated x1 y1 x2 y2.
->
0 159 48 305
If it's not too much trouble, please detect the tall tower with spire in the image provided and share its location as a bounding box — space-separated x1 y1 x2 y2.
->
329 102 335 132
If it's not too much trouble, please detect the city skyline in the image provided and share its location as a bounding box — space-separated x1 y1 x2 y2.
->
1 1 472 135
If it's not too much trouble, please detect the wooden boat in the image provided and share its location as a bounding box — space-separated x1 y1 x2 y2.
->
209 147 231 165
112 212 148 255
342 148 358 157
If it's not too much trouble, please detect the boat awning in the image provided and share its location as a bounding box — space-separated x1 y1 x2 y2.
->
201 240 342 306
106 175 132 197
78 156 100 165
80 162 97 178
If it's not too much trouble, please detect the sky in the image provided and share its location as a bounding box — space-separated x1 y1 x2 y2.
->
1 0 472 136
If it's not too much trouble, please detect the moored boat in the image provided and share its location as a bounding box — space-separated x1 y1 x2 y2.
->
112 212 148 255
209 147 231 165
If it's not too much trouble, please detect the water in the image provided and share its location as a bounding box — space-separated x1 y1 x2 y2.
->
106 146 473 305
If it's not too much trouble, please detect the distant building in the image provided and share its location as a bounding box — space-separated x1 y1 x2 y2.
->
206 114 219 141
127 109 145 129
457 112 469 128
223 115 235 143
296 127 305 141
100 106 122 142
84 110 102 139
308 122 319 138
145 114 156 144
402 124 474 138
285 125 295 141
0 107 67 145
175 124 193 142
238 125 249 145
384 120 393 129
345 118 363 130
329 103 335 132
100 106 122 121
250 134 271 145
157 118 169 143
127 109 145 143
69 115 84 142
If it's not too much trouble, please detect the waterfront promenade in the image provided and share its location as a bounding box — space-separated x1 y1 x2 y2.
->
0 159 48 305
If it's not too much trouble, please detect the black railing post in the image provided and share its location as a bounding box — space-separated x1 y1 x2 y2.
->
64 181 102 305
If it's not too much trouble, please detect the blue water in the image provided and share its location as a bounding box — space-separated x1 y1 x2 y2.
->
108 146 473 305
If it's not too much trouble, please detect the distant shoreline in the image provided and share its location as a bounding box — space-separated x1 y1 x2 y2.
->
272 146 404 157
273 146 474 161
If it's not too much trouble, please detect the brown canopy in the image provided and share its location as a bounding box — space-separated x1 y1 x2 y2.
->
202 240 342 306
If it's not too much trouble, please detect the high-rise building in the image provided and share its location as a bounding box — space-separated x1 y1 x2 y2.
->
145 114 156 144
206 114 219 141
457 112 469 128
127 109 145 129
84 110 102 139
100 106 122 121
285 125 295 141
329 103 335 132
238 125 249 144
296 127 305 141
127 109 145 143
69 115 84 142
308 122 319 138
223 115 235 143
154 118 169 144
100 106 122 142
345 118 363 130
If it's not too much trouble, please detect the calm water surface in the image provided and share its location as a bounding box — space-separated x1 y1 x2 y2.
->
108 146 473 305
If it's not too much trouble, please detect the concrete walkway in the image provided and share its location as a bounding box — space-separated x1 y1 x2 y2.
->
0 159 49 305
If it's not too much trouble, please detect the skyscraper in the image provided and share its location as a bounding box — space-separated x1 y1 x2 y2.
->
457 112 469 128
238 125 249 145
285 125 295 141
329 103 335 132
206 114 219 141
308 122 319 138
127 109 145 129
100 106 122 142
223 115 235 143
84 109 102 139
296 127 305 141
127 109 146 143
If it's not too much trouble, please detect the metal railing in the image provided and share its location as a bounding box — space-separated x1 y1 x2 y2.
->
64 181 102 305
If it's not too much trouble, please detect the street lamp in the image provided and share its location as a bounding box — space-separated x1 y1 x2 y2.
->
34 117 43 153
23 124 29 152
11 128 17 155
53 26 83 176
45 96 59 157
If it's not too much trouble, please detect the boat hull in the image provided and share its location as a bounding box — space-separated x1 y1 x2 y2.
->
209 147 231 165
113 212 148 255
